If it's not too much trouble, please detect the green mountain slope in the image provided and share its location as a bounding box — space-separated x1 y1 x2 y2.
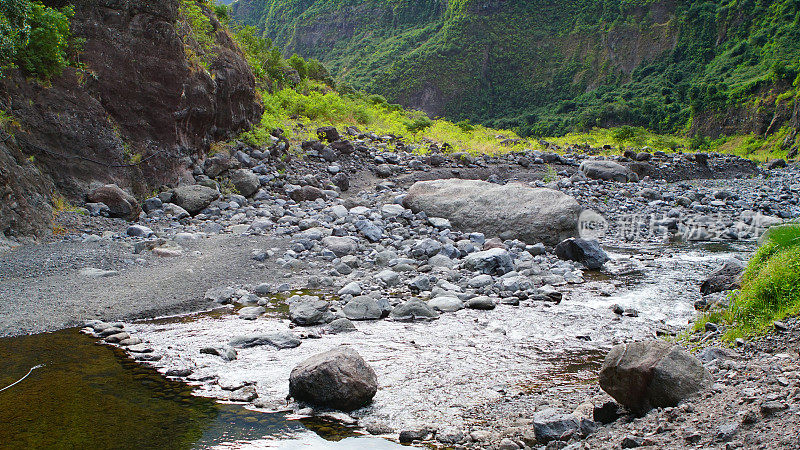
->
232 0 800 140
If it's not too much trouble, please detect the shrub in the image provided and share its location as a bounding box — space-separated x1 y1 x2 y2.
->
405 115 433 133
723 224 800 339
16 2 73 79
0 0 32 75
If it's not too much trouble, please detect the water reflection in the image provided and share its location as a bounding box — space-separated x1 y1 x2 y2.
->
0 329 403 449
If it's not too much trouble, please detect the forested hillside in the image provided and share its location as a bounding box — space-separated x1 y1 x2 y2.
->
233 0 800 141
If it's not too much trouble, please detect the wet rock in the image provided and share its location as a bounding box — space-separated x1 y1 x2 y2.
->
464 248 514 275
228 385 258 402
289 297 334 326
389 299 439 321
554 238 609 270
173 185 220 215
403 179 581 246
200 345 237 361
289 346 377 411
580 160 638 182
599 340 709 415
229 332 301 349
700 258 744 295
87 184 140 220
343 295 390 320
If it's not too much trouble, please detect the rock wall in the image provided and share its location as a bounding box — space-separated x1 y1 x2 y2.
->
0 0 261 237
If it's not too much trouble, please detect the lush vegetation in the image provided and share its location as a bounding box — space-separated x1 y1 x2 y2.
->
0 0 75 79
233 0 800 142
694 224 800 340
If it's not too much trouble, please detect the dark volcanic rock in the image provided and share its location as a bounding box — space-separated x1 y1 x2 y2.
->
316 126 340 143
172 185 220 215
0 0 261 236
87 184 140 220
555 238 610 270
700 258 745 295
599 340 708 415
289 346 377 411
289 186 325 202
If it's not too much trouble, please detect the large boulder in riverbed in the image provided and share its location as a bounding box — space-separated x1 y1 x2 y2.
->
87 184 140 220
289 296 334 326
579 160 638 182
599 340 709 415
230 169 260 197
403 179 580 246
172 185 220 215
289 346 377 411
555 238 609 270
700 258 745 295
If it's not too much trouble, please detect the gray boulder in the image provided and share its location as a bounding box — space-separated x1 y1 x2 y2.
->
322 236 357 257
428 296 464 312
289 346 377 411
579 160 638 182
466 296 496 310
289 297 334 326
238 306 266 320
599 340 709 415
403 179 581 246
533 409 596 444
230 169 260 197
700 258 745 295
173 185 220 215
229 332 301 349
389 299 439 321
464 248 514 275
343 296 391 320
554 238 610 270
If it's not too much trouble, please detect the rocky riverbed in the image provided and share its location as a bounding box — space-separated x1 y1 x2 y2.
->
3 131 800 448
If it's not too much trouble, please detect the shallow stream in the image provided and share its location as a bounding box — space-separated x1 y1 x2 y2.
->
0 242 753 447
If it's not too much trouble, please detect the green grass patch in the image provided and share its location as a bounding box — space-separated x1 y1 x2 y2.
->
695 224 800 341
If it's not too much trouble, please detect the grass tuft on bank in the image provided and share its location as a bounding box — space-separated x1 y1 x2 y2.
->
695 224 800 341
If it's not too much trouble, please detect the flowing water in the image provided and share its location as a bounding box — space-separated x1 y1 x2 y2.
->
0 242 753 447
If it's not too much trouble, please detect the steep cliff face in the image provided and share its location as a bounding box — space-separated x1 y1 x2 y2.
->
0 0 261 238
236 0 800 139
